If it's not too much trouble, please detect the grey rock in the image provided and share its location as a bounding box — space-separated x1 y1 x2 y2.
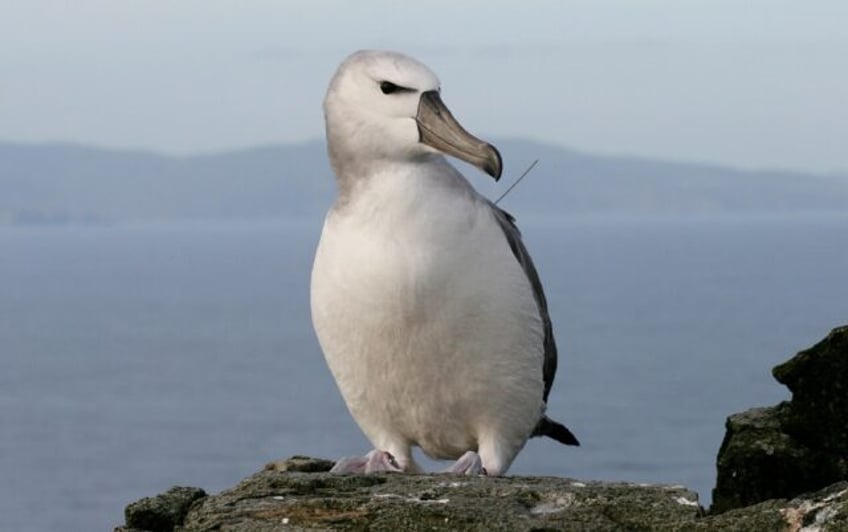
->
703 481 848 531
120 486 207 532
773 325 848 452
264 456 335 473
118 457 848 531
147 459 703 531
712 325 848 513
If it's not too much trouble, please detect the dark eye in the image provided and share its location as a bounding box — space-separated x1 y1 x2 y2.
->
380 81 401 94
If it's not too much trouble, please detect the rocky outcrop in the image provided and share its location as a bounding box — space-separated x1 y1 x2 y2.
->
116 455 697 531
123 486 207 531
179 459 701 531
115 457 848 532
712 325 848 513
773 325 848 454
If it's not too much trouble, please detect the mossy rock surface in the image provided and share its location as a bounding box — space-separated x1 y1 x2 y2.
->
117 457 848 531
773 325 848 452
712 325 848 513
123 486 207 531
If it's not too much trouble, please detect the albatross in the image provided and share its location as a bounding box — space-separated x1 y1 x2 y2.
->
311 50 578 475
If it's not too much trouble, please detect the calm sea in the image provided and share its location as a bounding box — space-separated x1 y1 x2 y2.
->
2 214 847 531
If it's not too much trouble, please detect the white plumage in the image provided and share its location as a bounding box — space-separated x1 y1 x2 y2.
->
310 50 577 475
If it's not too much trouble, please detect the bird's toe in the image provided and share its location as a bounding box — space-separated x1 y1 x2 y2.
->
445 450 485 475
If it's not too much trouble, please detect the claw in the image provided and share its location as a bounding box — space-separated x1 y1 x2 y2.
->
365 450 402 473
446 451 484 475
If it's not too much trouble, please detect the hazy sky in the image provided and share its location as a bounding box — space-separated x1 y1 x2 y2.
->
2 1 847 173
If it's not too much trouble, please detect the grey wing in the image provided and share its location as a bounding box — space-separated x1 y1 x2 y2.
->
490 203 580 446
489 204 557 402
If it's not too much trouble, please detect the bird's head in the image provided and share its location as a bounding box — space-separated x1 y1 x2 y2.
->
323 50 502 182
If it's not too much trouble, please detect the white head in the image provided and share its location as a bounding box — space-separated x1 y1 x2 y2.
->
323 50 501 189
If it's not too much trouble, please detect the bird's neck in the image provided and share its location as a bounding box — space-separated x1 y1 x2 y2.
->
331 157 478 226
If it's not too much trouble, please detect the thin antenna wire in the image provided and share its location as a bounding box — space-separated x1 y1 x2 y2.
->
494 159 539 205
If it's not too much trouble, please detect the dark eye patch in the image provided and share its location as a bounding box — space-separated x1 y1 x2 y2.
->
380 81 415 95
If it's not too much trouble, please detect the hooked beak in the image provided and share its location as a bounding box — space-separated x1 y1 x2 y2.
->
416 90 502 181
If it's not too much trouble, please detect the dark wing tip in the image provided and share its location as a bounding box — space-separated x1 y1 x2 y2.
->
533 416 580 446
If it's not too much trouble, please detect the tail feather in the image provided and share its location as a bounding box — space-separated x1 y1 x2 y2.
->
532 416 580 446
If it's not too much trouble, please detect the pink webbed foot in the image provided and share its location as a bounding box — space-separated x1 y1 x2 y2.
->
445 450 486 475
330 450 403 474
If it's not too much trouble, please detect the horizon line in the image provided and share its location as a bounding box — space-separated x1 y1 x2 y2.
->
1 137 845 179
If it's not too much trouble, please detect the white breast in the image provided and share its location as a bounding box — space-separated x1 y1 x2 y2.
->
310 164 545 460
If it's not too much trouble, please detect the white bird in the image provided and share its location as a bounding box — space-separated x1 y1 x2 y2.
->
311 50 578 475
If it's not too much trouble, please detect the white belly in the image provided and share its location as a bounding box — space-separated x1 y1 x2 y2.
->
310 176 544 459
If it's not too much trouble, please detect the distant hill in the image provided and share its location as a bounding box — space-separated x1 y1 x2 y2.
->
1 139 847 225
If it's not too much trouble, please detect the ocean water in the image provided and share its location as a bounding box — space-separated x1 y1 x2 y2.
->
1 214 847 531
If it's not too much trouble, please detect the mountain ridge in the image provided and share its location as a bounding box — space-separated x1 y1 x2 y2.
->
2 139 846 225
